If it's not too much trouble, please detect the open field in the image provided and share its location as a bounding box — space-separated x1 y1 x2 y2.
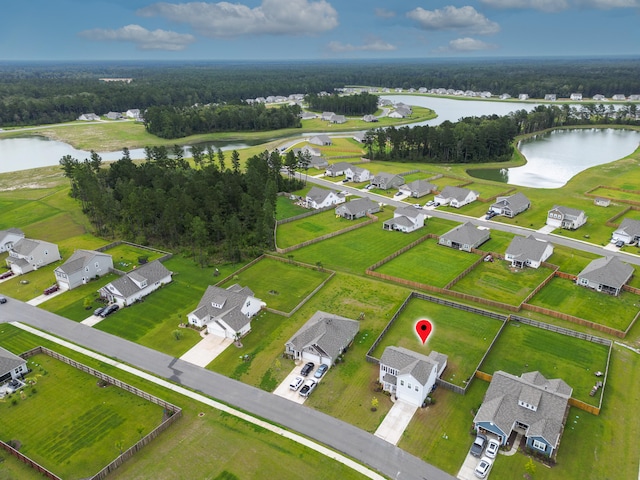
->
527 277 640 331
480 321 610 405
450 260 553 305
375 238 479 288
589 186 640 203
0 325 368 480
275 194 308 220
103 243 166 271
477 228 514 254
0 353 164 479
219 256 331 313
369 298 504 386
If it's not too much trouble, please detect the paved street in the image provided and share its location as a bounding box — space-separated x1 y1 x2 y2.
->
0 300 455 480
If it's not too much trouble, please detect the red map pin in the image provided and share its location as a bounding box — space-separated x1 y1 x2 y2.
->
415 319 433 344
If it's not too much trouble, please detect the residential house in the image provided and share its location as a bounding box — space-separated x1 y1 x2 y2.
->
187 284 265 339
490 192 530 218
77 113 100 121
544 94 557 101
330 114 346 124
309 135 332 146
125 109 141 119
611 94 627 101
352 132 365 143
335 198 380 220
473 371 572 457
321 111 335 121
379 346 447 407
292 146 321 158
324 162 353 177
611 218 640 245
438 222 490 252
0 228 24 253
399 180 437 198
594 197 610 207
576 256 633 296
105 111 122 120
362 114 378 123
434 186 479 208
370 172 405 190
546 206 587 230
593 94 606 101
6 238 61 275
307 156 329 169
630 95 640 101
0 346 28 383
305 187 345 209
345 165 373 183
99 260 172 307
383 206 427 233
54 249 113 290
518 94 529 100
570 93 583 101
505 235 554 269
500 94 512 100
299 111 318 120
389 106 412 118
284 311 359 366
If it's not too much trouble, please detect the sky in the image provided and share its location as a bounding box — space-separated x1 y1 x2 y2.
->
1 0 639 61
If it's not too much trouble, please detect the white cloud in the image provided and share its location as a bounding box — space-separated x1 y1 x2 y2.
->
138 0 339 37
443 37 498 52
481 0 639 10
407 5 500 35
78 24 195 50
327 39 397 53
374 7 396 18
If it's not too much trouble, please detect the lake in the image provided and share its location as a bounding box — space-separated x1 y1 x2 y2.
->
467 128 640 188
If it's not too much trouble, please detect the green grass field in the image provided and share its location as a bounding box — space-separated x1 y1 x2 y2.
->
479 320 610 405
220 256 331 313
527 277 640 331
369 298 504 386
104 243 165 272
0 353 164 479
275 195 308 220
450 260 553 305
375 238 479 288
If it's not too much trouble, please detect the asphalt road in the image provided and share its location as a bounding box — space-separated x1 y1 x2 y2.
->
0 300 455 480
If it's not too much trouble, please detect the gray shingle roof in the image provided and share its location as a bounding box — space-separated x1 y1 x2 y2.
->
577 256 634 289
441 222 489 246
616 218 640 237
10 238 42 255
438 185 475 202
286 311 359 363
326 162 353 174
0 228 24 242
506 235 552 263
191 284 259 332
56 249 111 275
337 198 379 216
548 205 584 220
307 186 337 205
493 192 530 212
0 347 26 377
474 371 572 447
380 346 447 386
108 260 171 298
403 180 436 196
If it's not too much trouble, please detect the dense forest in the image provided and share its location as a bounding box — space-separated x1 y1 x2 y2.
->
365 104 640 163
305 92 378 115
1 58 640 127
59 147 303 263
143 103 301 139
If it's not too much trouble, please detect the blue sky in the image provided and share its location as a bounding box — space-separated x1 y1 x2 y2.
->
1 0 639 61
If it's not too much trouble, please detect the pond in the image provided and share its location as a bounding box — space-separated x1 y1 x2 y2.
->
467 128 640 188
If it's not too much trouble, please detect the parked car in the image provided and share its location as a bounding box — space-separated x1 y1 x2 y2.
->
615 240 625 248
43 284 60 295
394 191 403 197
314 364 328 378
299 379 317 397
365 184 373 190
474 456 493 478
300 362 315 377
485 439 500 458
342 178 349 183
425 200 435 207
100 304 119 317
289 376 304 391
470 433 487 457
413 203 423 209
0 296 7 304
94 306 106 316
0 270 15 280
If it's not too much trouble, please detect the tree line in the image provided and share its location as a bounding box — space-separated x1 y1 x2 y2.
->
2 58 640 127
59 147 303 264
364 104 640 163
143 103 302 139
305 92 378 115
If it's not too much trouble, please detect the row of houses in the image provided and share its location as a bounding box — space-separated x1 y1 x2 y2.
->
77 109 142 121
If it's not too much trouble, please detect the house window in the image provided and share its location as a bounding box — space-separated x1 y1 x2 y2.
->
407 383 411 389
95 262 99 268
414 385 419 392
532 439 547 452
85 267 89 272
400 380 404 386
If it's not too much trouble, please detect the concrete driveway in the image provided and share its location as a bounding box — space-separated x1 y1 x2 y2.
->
81 314 105 327
457 451 480 480
27 288 64 306
273 363 327 404
179 333 233 367
374 399 418 445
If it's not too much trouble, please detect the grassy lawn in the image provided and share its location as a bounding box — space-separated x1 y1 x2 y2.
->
480 321 610 405
0 262 63 301
527 276 640 331
450 260 553 306
0 353 164 480
478 229 515 254
103 243 166 272
375 238 479 288
547 245 599 275
220 256 331 313
590 186 640 203
0 325 368 480
370 298 504 386
276 209 369 249
275 194 308 220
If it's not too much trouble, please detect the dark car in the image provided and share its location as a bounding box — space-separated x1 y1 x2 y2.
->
100 304 119 317
615 240 625 248
470 433 488 457
0 296 7 304
300 362 315 377
0 270 15 280
94 306 106 316
43 284 60 295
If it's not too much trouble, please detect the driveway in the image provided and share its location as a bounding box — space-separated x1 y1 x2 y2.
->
273 362 328 404
457 451 480 480
179 333 233 367
374 399 418 445
537 225 555 234
27 288 64 306
80 314 105 327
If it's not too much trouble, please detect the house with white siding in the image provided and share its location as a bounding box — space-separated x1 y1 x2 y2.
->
490 192 530 218
305 187 345 209
54 249 113 290
0 228 24 253
438 222 490 252
576 256 633 296
611 218 640 245
0 347 28 383
6 238 61 275
505 235 553 269
434 186 478 208
546 206 587 230
99 260 172 307
383 207 427 233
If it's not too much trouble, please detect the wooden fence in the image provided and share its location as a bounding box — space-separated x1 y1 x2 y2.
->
0 441 61 479
17 347 182 480
585 185 640 208
275 205 334 226
96 240 173 263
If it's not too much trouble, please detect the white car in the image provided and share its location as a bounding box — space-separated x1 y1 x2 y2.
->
485 439 500 458
474 456 493 478
299 379 317 397
289 376 304 391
